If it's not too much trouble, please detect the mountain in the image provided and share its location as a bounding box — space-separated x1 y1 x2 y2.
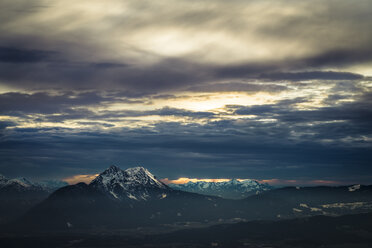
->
36 180 69 191
0 174 49 224
0 174 68 224
12 166 372 231
169 179 273 199
16 166 233 230
0 174 68 192
0 175 41 192
90 166 169 201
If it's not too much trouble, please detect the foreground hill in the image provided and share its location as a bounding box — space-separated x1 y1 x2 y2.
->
2 212 372 248
239 184 372 219
137 211 372 248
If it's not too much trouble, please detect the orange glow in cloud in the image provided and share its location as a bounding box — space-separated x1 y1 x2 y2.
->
162 177 345 186
63 174 99 184
161 178 231 184
63 175 346 186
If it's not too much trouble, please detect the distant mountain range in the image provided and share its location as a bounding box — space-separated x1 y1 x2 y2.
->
16 166 233 230
169 179 273 199
0 174 68 224
6 165 372 232
0 174 68 192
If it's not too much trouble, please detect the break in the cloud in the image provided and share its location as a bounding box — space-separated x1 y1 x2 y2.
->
0 0 371 185
61 175 347 187
162 178 348 187
161 178 231 185
63 174 99 185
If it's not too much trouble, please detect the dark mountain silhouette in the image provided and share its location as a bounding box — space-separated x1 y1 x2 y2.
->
0 175 50 224
2 212 372 248
8 166 372 231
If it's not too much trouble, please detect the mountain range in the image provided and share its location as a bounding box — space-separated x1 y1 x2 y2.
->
169 179 273 199
16 166 234 230
0 174 68 224
6 165 372 232
0 174 68 192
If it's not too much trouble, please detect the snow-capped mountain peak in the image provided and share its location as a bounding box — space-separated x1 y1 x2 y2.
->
123 166 166 188
0 174 67 192
10 177 34 187
0 175 43 192
90 165 169 201
93 165 127 188
105 165 121 173
170 179 273 199
92 166 166 189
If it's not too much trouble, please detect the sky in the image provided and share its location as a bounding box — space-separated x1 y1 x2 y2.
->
0 0 372 186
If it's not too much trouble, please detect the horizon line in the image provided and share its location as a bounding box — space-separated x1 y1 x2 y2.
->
62 174 360 187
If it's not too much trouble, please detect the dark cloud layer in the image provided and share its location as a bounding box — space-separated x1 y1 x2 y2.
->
1 91 371 182
0 45 366 95
0 46 57 63
0 0 371 183
1 118 371 182
0 91 106 114
260 71 364 81
0 0 371 94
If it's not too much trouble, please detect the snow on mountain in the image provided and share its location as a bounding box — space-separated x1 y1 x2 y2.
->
348 184 361 192
170 179 273 199
9 177 34 187
90 165 169 201
0 174 67 192
0 174 37 191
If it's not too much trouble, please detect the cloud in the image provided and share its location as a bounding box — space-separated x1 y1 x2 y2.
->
63 174 99 184
0 46 57 63
0 91 106 114
0 0 371 184
300 49 372 68
0 120 16 130
33 106 215 124
161 178 231 184
1 115 371 181
258 179 346 186
186 82 287 93
259 71 364 81
1 0 372 94
162 177 353 186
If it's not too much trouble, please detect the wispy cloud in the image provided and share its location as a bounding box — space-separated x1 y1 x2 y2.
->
161 178 231 184
63 174 99 185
